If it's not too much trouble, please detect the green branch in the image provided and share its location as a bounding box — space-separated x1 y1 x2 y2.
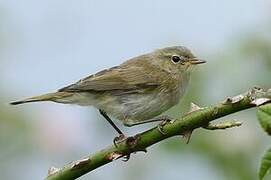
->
46 87 271 180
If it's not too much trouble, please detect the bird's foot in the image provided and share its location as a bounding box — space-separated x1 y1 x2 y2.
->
112 135 132 162
157 116 175 135
122 154 131 162
113 134 127 147
113 134 132 161
113 135 147 162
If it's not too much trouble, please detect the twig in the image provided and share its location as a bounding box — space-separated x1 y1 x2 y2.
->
46 87 271 180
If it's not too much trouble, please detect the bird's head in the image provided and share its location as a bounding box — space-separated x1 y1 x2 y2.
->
153 46 206 74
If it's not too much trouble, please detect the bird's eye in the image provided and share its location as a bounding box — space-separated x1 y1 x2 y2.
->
171 55 181 64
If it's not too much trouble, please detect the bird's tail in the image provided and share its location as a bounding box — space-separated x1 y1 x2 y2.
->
10 92 73 105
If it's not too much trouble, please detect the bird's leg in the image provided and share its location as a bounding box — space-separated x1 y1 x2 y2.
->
99 109 127 146
99 110 137 161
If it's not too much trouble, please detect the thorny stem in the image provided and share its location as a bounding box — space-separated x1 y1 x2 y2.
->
46 87 271 180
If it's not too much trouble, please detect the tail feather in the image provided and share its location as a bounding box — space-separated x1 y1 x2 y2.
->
10 92 72 105
10 98 43 105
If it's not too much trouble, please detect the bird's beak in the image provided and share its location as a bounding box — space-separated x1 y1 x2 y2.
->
189 58 206 65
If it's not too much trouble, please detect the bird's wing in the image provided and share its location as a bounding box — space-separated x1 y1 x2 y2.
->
59 65 160 92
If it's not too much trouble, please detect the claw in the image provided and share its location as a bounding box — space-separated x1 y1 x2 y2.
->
122 154 131 162
157 117 175 135
113 135 134 162
113 135 146 162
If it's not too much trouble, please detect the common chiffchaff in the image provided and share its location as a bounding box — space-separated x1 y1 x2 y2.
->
11 46 205 135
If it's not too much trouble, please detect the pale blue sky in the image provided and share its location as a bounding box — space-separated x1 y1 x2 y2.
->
1 0 268 94
0 0 269 179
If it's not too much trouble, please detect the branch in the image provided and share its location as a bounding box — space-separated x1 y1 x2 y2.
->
46 87 271 180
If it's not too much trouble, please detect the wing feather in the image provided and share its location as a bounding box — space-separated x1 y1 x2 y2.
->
59 64 159 92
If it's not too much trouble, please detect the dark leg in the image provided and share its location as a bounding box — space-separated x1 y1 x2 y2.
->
99 110 132 161
99 109 123 135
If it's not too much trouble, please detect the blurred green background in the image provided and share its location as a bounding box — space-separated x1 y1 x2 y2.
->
0 0 270 179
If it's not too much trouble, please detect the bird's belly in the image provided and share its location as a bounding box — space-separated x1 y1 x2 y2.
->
95 91 180 124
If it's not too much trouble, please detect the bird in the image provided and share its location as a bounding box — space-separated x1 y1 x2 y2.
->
10 46 205 138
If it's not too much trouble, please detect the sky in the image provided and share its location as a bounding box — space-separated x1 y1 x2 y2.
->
1 0 269 94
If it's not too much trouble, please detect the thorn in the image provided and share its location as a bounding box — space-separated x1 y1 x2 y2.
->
223 95 244 104
181 130 193 144
251 98 271 106
48 166 60 176
71 158 91 170
188 102 203 114
204 121 243 130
